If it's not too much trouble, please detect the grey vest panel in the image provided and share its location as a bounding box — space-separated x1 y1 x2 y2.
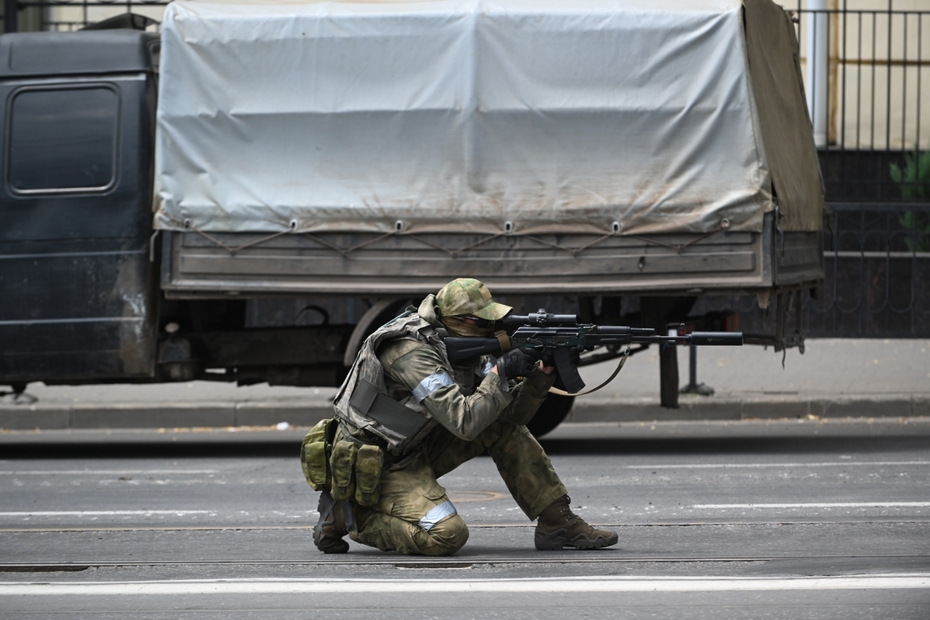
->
333 311 449 455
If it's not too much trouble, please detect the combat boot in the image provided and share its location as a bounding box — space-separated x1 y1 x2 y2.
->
313 489 354 554
534 495 618 550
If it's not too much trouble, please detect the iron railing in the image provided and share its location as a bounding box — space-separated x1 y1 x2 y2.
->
795 5 928 151
813 203 930 338
788 5 930 338
700 203 930 339
795 5 929 202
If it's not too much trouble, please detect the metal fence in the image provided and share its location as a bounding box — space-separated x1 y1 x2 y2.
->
813 203 930 338
796 5 929 151
782 5 930 339
699 203 930 339
795 5 929 202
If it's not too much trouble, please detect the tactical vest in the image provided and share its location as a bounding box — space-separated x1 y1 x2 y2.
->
333 310 452 455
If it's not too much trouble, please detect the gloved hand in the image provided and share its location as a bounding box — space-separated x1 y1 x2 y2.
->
496 349 538 380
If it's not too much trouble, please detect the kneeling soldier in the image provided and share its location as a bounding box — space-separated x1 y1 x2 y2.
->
300 277 618 555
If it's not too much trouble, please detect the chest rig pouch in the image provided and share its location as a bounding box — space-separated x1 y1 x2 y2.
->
333 310 450 456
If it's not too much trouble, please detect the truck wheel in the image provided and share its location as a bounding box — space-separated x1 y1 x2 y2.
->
527 393 575 438
343 299 412 366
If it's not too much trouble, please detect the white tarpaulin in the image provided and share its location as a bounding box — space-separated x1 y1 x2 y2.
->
154 0 774 236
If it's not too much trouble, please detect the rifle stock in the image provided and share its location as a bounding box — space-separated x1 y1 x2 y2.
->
445 337 503 364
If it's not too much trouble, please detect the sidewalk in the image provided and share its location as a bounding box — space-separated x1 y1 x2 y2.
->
2 339 928 431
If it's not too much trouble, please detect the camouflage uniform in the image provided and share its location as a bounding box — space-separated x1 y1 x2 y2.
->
332 281 567 556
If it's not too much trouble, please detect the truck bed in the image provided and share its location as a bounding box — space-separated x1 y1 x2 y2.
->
161 214 821 299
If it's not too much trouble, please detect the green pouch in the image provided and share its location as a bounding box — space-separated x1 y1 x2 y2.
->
330 439 358 501
299 418 334 491
354 444 384 507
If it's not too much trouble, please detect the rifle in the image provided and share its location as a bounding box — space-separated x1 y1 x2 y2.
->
445 310 743 395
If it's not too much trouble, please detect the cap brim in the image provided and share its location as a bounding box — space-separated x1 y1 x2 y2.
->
473 301 512 321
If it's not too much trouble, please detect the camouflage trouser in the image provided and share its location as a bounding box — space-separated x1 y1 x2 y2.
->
348 420 567 556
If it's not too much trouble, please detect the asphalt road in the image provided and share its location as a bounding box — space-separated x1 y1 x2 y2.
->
1 418 929 618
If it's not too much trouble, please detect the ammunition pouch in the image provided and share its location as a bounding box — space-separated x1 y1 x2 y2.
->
354 444 384 506
299 418 336 491
330 438 358 501
329 433 385 508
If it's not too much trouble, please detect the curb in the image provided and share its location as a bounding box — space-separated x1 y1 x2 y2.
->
0 401 334 431
570 394 930 423
2 395 928 431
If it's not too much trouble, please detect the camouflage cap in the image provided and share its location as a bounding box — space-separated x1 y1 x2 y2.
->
435 278 512 321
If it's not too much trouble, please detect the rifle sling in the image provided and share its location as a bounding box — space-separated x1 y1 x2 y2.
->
548 348 631 397
494 330 511 354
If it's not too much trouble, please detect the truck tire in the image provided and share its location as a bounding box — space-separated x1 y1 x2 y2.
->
526 393 575 438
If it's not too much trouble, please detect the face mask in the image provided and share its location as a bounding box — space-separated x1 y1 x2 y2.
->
442 316 496 338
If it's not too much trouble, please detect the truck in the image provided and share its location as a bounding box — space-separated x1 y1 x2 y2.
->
0 0 825 435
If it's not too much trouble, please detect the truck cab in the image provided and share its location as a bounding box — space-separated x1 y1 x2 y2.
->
0 31 160 387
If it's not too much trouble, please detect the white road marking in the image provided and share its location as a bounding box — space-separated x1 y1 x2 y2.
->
693 502 930 509
1 575 927 595
0 470 219 475
0 511 212 517
628 461 930 469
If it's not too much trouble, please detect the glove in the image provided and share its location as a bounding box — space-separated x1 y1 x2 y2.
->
496 349 538 380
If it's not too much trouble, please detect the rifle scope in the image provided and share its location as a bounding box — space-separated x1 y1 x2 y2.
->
502 312 578 325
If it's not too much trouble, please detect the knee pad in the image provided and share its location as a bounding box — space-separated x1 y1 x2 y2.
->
426 514 469 556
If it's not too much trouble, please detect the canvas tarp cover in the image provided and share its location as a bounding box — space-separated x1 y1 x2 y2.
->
744 0 824 231
154 0 797 236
